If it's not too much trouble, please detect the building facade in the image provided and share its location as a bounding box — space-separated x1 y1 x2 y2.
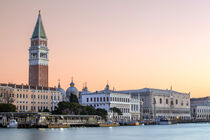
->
0 83 62 112
80 84 140 121
119 88 191 120
191 97 210 120
29 11 49 87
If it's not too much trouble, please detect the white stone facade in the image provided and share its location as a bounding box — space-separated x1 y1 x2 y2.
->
119 88 191 120
80 90 140 121
191 105 210 120
191 97 210 120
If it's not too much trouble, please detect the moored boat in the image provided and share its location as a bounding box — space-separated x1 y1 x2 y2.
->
126 121 140 126
98 122 120 127
157 119 172 125
7 119 18 128
47 123 70 128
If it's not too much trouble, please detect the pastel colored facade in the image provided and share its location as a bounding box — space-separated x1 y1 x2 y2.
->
191 97 210 120
0 83 62 112
80 84 140 121
29 12 49 87
119 88 191 120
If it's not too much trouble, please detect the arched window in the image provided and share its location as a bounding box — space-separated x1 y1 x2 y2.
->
176 99 178 104
166 99 168 104
160 98 162 104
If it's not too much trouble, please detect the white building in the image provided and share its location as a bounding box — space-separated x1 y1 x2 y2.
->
80 84 140 121
118 87 191 120
191 97 210 120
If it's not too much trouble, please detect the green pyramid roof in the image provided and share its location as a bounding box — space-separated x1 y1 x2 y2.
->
32 12 47 39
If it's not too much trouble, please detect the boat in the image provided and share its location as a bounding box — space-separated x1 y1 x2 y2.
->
157 119 172 125
126 121 140 126
98 122 120 127
48 123 70 128
7 119 18 128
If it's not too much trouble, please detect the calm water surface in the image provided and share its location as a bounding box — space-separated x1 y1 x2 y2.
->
0 123 209 140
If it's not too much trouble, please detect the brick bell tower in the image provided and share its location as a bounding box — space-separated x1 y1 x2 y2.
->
29 11 49 87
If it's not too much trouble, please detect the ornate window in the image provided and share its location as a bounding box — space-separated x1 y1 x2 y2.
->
160 98 162 104
176 99 178 104
166 99 168 104
31 53 37 59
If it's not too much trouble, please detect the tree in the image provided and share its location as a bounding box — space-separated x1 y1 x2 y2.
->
84 106 96 115
42 108 50 112
95 108 108 120
0 103 16 112
69 94 79 103
52 101 84 115
110 107 122 115
0 87 15 104
110 107 122 121
52 102 108 120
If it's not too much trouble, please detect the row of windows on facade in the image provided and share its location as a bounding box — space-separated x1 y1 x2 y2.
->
16 100 49 105
16 94 61 100
17 89 58 94
154 98 189 106
16 105 49 111
86 97 130 103
0 93 14 97
196 109 210 113
1 88 58 94
30 53 48 59
143 109 190 114
88 104 137 113
196 115 210 118
131 104 139 111
91 104 131 113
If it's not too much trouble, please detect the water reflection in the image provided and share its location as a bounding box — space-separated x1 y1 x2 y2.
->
0 123 210 140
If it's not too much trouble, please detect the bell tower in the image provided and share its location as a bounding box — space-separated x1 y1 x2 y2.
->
29 11 49 87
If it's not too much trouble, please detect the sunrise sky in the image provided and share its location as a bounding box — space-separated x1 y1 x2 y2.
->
0 0 210 97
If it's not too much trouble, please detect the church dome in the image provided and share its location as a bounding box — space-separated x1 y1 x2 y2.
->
66 80 79 98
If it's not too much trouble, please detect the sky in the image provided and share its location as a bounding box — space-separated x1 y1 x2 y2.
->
0 0 210 97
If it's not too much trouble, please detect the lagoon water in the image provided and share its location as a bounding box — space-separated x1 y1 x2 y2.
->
0 123 209 140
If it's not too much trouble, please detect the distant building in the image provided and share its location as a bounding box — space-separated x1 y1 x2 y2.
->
29 11 49 87
118 87 191 120
191 97 210 120
80 84 140 121
0 83 62 112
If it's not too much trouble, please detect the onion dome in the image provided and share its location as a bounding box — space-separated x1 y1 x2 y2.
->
104 83 110 91
66 79 79 98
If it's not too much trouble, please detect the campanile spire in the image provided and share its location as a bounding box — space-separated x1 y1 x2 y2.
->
29 11 49 87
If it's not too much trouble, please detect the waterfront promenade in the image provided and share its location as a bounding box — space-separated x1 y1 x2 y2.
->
0 123 209 140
